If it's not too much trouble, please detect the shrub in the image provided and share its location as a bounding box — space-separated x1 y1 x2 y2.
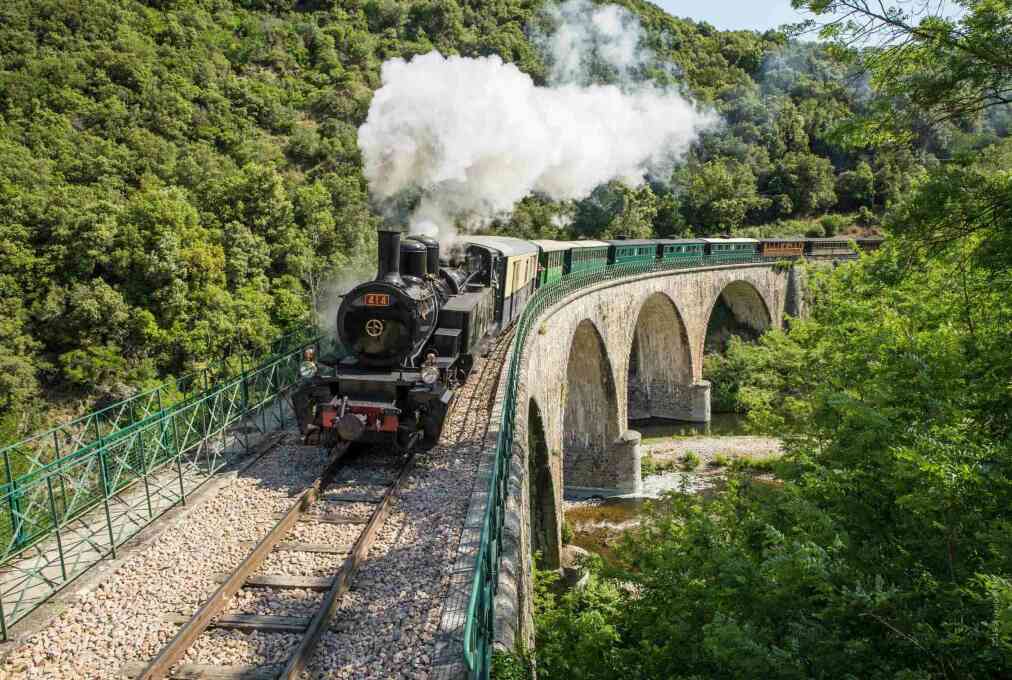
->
819 214 849 236
492 650 532 680
679 451 701 470
561 519 574 545
730 454 776 473
804 222 826 237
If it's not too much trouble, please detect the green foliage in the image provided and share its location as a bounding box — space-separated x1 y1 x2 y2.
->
533 563 625 679
491 649 533 680
0 0 546 442
3 0 981 445
561 519 574 545
728 454 776 473
535 141 1012 677
678 451 700 470
678 159 769 231
641 453 679 477
795 0 1012 133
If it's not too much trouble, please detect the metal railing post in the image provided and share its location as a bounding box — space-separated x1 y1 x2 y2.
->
140 432 154 519
2 449 21 551
45 475 67 581
52 432 68 519
169 402 187 507
96 446 117 559
0 582 7 642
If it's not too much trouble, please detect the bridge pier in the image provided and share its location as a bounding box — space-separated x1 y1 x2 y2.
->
627 378 711 423
564 429 642 497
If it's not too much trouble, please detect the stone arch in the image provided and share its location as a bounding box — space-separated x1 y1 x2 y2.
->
703 280 773 354
527 398 559 569
627 293 693 421
562 319 621 491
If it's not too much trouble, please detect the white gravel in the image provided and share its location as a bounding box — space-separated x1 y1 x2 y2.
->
0 437 328 679
301 345 507 680
644 435 781 462
0 337 507 680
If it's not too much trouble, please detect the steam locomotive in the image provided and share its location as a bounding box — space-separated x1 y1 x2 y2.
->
292 229 537 449
292 231 882 450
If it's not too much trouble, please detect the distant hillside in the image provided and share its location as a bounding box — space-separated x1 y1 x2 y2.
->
0 0 1005 440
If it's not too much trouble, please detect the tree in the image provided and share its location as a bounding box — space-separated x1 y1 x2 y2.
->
768 151 838 215
836 160 876 210
793 0 1012 130
680 159 770 231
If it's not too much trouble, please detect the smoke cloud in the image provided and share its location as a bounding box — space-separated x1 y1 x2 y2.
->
534 0 648 86
357 1 713 240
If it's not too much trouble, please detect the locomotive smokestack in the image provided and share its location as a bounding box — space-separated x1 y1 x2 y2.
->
377 229 403 284
408 235 440 276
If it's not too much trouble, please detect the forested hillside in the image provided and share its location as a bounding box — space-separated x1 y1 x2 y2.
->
522 1 1012 678
0 0 1005 442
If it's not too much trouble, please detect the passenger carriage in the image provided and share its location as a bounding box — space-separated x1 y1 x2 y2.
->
702 237 760 262
804 238 857 260
759 238 806 258
563 240 610 274
464 236 539 332
658 239 706 261
606 239 660 266
532 240 568 287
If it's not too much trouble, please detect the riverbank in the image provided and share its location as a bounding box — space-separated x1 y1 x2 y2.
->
564 417 783 563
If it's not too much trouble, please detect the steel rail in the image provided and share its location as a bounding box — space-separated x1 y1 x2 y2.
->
134 438 417 680
280 446 417 679
136 442 351 680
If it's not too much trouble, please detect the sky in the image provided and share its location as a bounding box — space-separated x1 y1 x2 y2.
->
654 0 809 31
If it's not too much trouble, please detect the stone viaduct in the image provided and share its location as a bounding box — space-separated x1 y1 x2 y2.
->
491 262 801 652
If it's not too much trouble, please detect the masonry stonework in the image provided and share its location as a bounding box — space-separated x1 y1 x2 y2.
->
518 264 787 557
491 263 790 658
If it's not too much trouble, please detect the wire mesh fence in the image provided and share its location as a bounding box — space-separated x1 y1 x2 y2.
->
0 327 329 638
461 253 783 678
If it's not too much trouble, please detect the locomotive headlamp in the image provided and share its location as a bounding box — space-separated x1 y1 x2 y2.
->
299 360 318 379
299 347 318 379
421 365 439 385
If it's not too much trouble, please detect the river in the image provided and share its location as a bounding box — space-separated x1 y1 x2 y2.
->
564 415 782 565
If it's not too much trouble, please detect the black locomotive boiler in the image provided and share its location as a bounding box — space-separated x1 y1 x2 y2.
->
293 229 495 448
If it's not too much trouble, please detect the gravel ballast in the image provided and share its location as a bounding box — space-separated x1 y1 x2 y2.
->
1 341 506 680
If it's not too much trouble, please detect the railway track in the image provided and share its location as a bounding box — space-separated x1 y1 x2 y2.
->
109 329 515 680
121 439 416 680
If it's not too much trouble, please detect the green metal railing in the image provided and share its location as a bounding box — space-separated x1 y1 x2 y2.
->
0 326 329 639
461 253 779 677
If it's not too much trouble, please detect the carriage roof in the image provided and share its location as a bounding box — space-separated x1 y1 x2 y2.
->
558 240 610 249
531 240 570 253
463 235 539 257
604 239 659 246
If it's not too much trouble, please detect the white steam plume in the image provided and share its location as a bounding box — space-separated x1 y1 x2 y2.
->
534 0 648 86
357 2 714 239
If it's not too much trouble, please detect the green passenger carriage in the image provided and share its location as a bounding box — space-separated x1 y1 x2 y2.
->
701 238 759 262
658 239 706 261
532 240 568 286
563 240 610 274
605 239 661 266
